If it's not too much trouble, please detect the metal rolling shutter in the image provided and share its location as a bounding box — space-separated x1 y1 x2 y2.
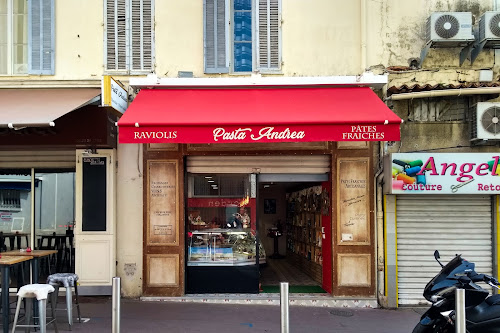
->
0 150 76 169
186 155 330 174
396 195 493 306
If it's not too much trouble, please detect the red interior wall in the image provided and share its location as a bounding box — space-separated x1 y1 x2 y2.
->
187 198 257 232
321 181 332 294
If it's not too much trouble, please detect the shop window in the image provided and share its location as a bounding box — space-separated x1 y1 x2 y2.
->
104 0 154 74
0 189 21 210
0 0 53 75
187 173 265 267
204 0 281 73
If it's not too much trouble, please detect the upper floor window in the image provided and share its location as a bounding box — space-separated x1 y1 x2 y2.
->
204 0 281 74
0 0 54 75
105 0 155 74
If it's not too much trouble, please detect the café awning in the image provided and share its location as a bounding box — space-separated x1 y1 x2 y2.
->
118 87 402 143
0 88 101 129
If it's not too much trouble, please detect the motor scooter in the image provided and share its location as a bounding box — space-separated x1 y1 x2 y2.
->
413 250 500 333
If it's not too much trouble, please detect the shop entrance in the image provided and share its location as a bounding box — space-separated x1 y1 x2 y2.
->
257 174 332 294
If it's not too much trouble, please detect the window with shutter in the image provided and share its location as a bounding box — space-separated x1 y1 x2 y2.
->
0 0 29 75
203 0 281 74
105 0 154 74
28 0 54 75
257 0 280 72
204 0 229 73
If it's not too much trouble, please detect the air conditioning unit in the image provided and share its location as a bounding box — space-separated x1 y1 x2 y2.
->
426 12 475 47
478 11 500 45
471 102 500 141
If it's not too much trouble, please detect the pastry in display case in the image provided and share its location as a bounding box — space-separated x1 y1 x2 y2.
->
188 229 266 266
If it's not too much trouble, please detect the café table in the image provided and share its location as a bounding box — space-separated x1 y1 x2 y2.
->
1 250 59 284
0 255 33 333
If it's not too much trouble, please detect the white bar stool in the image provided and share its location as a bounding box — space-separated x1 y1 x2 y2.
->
11 283 58 333
47 273 81 330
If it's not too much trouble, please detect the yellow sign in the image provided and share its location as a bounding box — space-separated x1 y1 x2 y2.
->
102 76 128 113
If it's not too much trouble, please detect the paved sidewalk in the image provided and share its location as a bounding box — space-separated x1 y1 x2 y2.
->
55 297 422 333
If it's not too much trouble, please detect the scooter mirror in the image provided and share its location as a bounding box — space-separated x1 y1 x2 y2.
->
434 250 440 260
434 250 444 268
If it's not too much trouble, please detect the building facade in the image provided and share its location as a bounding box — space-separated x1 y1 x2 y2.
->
1 0 499 307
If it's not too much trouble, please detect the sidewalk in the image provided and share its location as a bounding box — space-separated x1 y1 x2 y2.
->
60 296 422 333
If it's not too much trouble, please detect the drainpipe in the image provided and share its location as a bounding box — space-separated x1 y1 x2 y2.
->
386 87 500 101
495 0 500 65
374 142 385 302
360 0 367 72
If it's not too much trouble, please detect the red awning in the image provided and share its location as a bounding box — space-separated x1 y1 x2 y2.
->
118 87 401 143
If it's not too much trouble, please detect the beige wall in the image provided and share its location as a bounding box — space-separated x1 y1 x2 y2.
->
116 144 144 297
0 0 495 83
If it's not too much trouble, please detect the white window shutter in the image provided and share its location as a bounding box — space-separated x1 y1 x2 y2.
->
131 0 154 72
204 0 229 73
257 0 280 72
28 0 54 75
105 0 127 71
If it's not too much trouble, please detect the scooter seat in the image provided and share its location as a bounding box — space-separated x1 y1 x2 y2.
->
485 295 500 305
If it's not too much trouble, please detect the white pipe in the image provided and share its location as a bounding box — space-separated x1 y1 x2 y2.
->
387 87 500 101
375 142 385 300
360 0 367 72
30 168 35 283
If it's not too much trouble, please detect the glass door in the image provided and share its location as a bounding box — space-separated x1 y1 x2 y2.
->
186 173 261 293
34 169 76 281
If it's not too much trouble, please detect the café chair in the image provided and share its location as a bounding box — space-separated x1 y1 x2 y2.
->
11 283 58 333
47 273 81 330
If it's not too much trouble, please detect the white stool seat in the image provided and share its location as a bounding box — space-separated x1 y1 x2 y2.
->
17 283 55 300
11 283 58 333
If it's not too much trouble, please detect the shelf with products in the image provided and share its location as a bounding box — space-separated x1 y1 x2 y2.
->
285 185 327 270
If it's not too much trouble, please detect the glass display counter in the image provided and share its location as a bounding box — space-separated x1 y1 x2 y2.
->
188 229 266 266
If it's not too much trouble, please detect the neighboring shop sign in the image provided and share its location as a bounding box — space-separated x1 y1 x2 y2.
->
147 161 178 245
385 153 500 194
102 75 128 113
0 212 12 222
337 158 370 245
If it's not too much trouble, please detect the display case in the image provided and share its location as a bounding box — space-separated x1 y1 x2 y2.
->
188 229 266 266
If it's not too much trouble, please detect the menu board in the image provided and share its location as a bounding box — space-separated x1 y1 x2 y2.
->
337 158 370 245
148 161 178 245
82 156 107 231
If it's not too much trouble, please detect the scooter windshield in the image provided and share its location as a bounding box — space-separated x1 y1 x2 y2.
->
424 255 467 294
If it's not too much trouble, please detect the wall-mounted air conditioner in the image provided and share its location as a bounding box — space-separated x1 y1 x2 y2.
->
426 12 475 46
471 12 500 63
471 102 500 141
421 12 475 66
